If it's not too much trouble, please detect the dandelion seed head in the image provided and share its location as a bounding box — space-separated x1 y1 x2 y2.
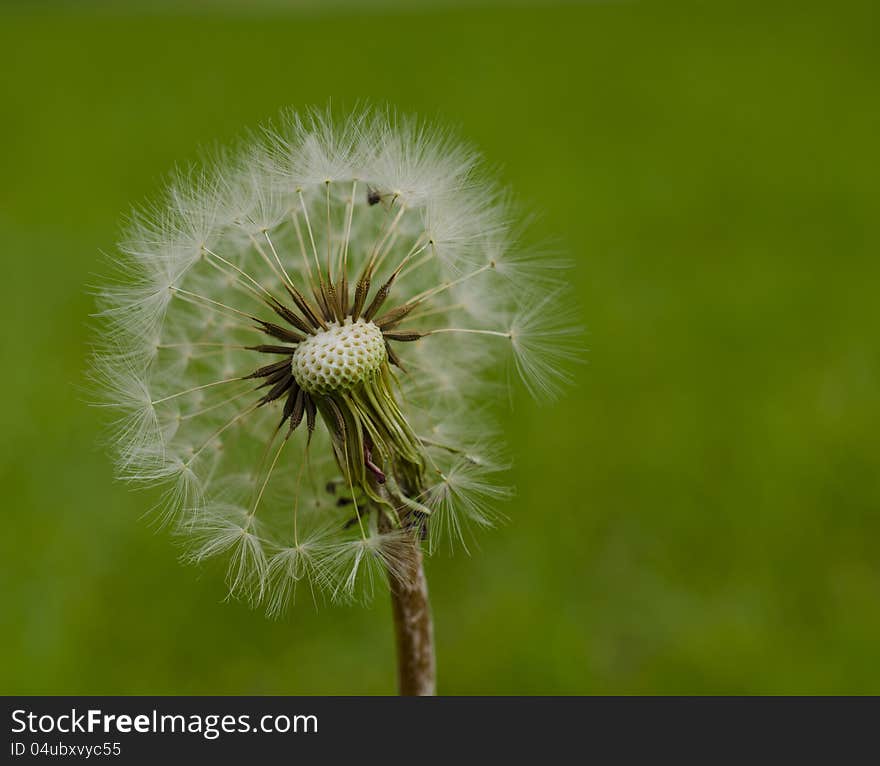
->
93 106 581 613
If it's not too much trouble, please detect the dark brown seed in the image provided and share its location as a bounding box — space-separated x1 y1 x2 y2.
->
384 341 405 371
351 275 371 320
367 188 381 205
363 273 397 321
283 284 324 330
247 357 292 380
281 384 300 423
268 298 312 335
246 344 297 355
383 330 423 342
374 300 418 330
258 320 307 344
256 368 290 390
259 374 293 406
312 283 335 323
260 367 292 389
305 395 317 438
326 281 344 322
339 274 349 316
287 389 305 433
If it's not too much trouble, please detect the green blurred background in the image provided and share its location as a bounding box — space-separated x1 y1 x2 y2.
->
1 0 878 694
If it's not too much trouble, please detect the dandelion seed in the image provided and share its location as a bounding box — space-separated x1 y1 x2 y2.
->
265 527 332 617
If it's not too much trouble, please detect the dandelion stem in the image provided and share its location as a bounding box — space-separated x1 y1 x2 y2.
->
380 518 436 696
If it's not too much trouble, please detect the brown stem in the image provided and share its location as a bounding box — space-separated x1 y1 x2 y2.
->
388 539 436 695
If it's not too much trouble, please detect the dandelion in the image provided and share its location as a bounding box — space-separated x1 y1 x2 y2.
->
93 107 580 695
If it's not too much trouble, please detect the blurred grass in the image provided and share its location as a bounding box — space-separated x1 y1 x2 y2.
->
1 0 878 694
